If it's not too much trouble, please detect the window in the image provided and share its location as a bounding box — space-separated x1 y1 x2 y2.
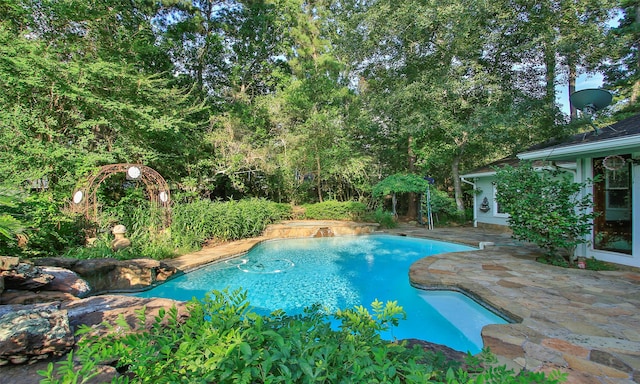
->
593 156 632 255
492 184 509 218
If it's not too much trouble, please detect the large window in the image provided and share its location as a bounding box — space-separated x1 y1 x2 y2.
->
593 156 632 255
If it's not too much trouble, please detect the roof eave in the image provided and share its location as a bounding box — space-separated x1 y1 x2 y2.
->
460 171 497 178
518 136 640 160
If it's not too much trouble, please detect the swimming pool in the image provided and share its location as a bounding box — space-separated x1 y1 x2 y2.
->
134 234 508 353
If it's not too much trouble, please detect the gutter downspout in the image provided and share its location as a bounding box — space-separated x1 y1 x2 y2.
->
460 176 477 228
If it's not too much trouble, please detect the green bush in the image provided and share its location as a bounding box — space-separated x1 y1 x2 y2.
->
302 200 367 220
40 290 566 384
363 208 397 229
62 192 176 260
495 161 598 264
0 192 85 258
62 198 291 260
171 198 292 249
0 186 25 242
63 230 176 261
421 189 459 224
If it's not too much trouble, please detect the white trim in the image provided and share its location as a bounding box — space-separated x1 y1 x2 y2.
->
519 136 640 160
585 156 639 267
460 171 497 178
633 163 639 263
460 177 478 227
492 184 509 218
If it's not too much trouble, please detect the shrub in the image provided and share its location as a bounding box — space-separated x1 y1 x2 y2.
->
0 186 25 242
63 231 176 261
39 290 566 384
0 192 85 258
62 198 291 260
495 161 598 264
363 207 397 229
302 200 367 220
171 198 292 249
421 188 459 224
62 194 176 260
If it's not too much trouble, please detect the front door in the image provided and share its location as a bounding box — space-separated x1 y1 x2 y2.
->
593 156 633 254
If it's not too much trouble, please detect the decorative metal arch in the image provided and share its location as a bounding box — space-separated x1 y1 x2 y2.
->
70 164 171 227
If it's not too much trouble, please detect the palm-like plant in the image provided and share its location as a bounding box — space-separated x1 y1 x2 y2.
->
0 187 24 241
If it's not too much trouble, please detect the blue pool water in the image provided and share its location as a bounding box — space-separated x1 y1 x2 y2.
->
135 234 508 353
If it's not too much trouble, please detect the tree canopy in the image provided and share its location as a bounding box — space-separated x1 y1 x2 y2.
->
0 0 630 217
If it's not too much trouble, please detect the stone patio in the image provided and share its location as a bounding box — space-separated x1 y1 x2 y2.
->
394 224 640 384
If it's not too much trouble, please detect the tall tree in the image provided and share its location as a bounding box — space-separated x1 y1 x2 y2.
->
271 0 370 203
0 0 205 192
331 0 536 215
603 0 640 114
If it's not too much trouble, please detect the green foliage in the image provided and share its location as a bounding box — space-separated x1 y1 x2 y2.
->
40 289 564 384
0 0 622 210
423 189 459 221
171 198 292 249
0 192 85 258
61 198 291 261
444 349 567 383
0 186 25 241
364 208 398 229
536 255 618 271
372 174 431 197
495 161 598 263
584 257 618 271
302 200 367 220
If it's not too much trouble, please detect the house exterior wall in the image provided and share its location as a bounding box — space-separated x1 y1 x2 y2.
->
471 176 510 227
464 152 640 268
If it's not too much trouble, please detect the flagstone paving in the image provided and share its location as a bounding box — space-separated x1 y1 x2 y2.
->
394 224 640 384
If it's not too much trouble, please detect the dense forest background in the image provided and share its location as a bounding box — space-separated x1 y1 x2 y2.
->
1 0 639 214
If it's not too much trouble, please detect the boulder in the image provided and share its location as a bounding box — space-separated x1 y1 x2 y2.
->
62 295 188 334
0 257 19 270
34 258 179 293
32 257 78 270
40 266 91 298
0 291 79 305
0 263 54 291
0 303 74 365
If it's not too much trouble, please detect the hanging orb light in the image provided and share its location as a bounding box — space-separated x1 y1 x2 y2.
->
603 155 625 171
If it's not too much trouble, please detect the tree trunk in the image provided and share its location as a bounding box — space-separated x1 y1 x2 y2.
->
632 5 640 104
392 192 397 217
316 153 323 203
452 154 464 213
544 38 557 112
568 56 577 120
452 132 468 214
406 135 418 219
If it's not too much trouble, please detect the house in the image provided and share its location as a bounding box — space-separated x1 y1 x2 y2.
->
461 113 640 268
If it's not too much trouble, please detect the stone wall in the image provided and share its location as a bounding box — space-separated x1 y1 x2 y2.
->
0 255 181 372
33 257 179 294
